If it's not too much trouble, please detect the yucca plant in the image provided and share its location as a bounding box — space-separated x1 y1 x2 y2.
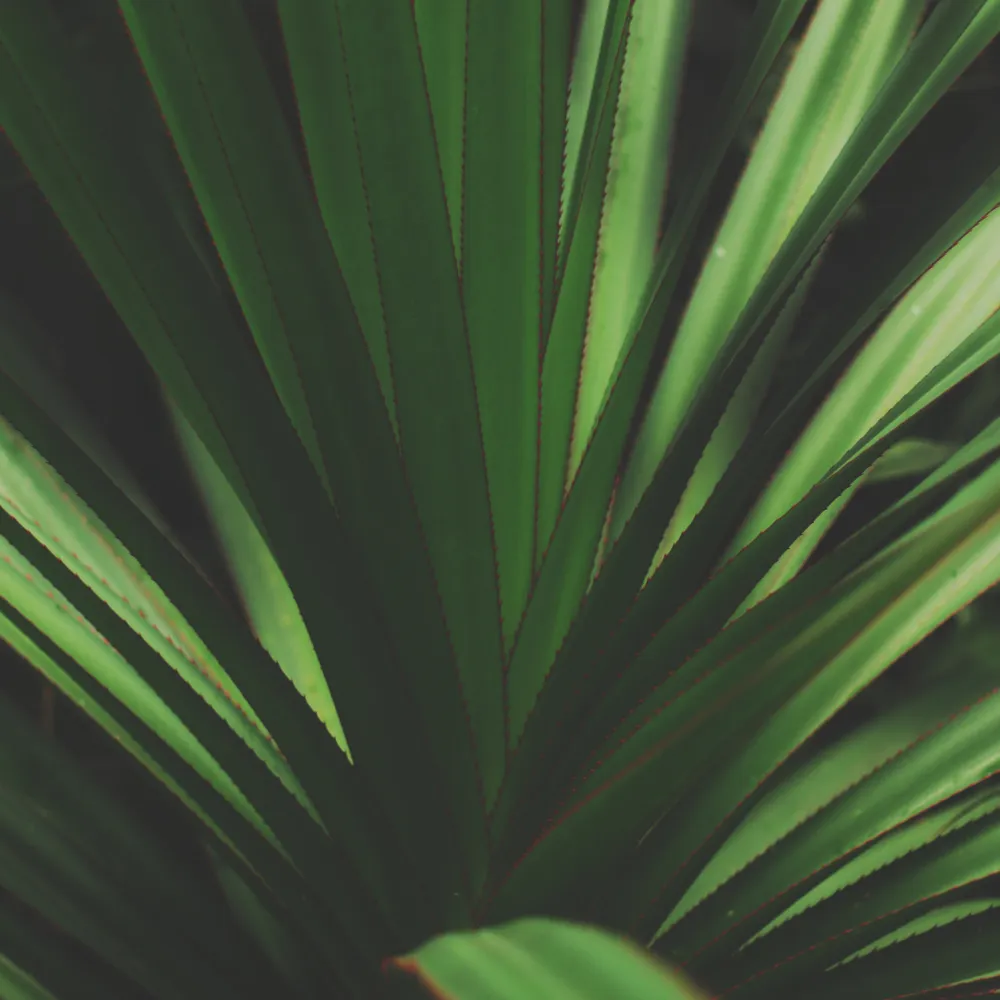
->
2 0 1000 996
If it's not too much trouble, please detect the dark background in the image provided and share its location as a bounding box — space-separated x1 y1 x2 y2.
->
1 0 999 890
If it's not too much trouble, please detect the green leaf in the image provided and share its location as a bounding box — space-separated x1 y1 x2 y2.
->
457 2 554 652
612 0 924 558
563 0 687 489
388 918 710 999
310 0 505 822
142 0 487 873
506 0 635 755
0 363 427 943
0 598 359 988
203 840 334 998
0 504 399 966
3 1 1000 997
0 419 288 802
502 0 1000 839
0 953 59 1000
652 699 1000 968
778 906 1000 1000
167 400 347 753
276 0 503 876
607 465 1000 918
0 690 294 1000
488 453 1000 923
491 153 1000 857
865 438 961 483
0 893 150 1000
730 194 1000 613
2 0 479 931
534 0 634 574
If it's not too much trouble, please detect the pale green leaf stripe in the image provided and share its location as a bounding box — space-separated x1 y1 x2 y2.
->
391 919 709 999
539 1 573 340
557 0 634 285
560 0 608 245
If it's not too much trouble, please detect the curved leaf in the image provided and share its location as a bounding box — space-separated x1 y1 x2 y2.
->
388 918 709 1000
